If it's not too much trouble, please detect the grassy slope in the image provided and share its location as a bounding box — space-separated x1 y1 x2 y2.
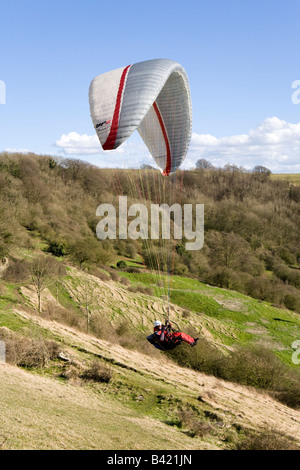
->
1 301 300 450
120 271 300 364
0 364 207 450
1 260 300 449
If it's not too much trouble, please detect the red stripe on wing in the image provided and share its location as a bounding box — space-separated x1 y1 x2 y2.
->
153 101 171 176
103 65 131 150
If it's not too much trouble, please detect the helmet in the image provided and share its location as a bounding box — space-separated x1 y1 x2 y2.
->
154 320 162 327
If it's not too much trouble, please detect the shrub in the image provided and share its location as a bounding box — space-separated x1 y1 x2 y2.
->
43 303 83 329
81 360 113 383
0 328 61 369
60 364 81 381
125 266 141 274
173 262 189 275
116 320 131 336
273 382 300 409
167 337 224 377
235 429 300 450
222 346 287 390
182 309 191 318
47 240 69 257
2 259 30 283
117 260 127 269
277 246 296 265
107 269 120 282
283 293 300 311
128 285 153 296
246 276 276 302
168 339 293 398
87 267 110 282
206 267 250 292
178 410 213 438
126 242 138 259
90 315 116 341
69 238 113 268
120 276 130 286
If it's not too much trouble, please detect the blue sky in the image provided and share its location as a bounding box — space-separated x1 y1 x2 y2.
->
1 0 300 172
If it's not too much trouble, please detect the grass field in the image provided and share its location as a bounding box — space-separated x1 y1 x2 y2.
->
0 364 208 450
119 270 300 364
271 174 300 185
2 262 300 449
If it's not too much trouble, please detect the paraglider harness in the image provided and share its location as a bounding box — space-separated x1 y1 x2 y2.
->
154 318 182 351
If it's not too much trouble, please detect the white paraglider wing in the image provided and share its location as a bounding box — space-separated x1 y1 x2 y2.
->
89 59 192 175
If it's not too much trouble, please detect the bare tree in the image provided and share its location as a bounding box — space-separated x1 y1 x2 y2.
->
252 165 271 181
253 165 271 174
140 164 155 170
196 159 214 170
29 257 64 313
80 278 98 334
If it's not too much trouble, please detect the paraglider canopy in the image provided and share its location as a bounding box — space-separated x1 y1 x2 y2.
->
89 58 192 175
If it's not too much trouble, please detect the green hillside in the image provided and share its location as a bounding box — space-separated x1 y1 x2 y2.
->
1 152 300 450
1 262 300 450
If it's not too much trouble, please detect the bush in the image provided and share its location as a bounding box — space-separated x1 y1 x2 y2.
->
178 410 213 438
90 315 116 341
60 364 82 381
116 320 131 336
222 346 287 390
69 238 113 268
206 267 251 292
2 259 30 283
47 240 69 257
284 293 300 311
277 246 296 265
107 269 120 282
81 360 113 383
235 429 300 450
182 309 191 319
167 337 224 377
128 285 153 296
87 267 110 282
117 260 127 269
168 339 294 398
274 382 300 409
0 328 61 368
125 266 141 274
173 262 189 275
43 303 83 329
120 276 130 286
246 276 276 302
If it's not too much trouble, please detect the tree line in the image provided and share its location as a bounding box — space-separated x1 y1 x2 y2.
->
1 152 300 312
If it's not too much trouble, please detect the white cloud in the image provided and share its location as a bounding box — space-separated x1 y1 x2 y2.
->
55 132 110 155
187 117 300 172
54 131 156 169
54 117 300 173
